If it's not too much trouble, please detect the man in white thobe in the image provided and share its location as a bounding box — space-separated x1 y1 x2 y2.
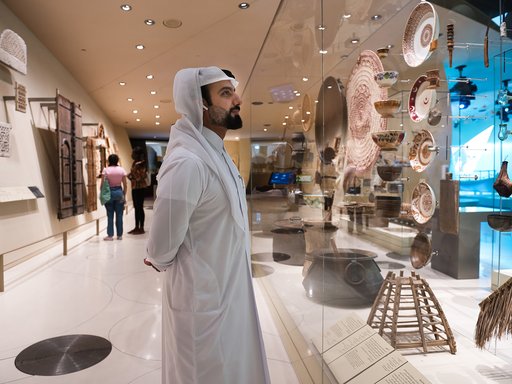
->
146 67 270 384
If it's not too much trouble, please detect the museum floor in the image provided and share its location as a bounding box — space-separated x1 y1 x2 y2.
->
1 197 512 383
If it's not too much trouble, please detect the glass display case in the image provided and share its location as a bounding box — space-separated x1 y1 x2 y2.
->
246 0 512 382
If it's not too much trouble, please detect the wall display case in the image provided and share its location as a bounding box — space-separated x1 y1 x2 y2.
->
56 92 84 219
246 0 512 382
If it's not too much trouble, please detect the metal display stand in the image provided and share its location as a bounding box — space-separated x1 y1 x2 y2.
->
367 271 457 354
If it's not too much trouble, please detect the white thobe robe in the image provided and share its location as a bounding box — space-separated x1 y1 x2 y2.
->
146 67 270 384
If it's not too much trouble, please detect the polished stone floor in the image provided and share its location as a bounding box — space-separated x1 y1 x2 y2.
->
2 198 512 383
0 205 299 384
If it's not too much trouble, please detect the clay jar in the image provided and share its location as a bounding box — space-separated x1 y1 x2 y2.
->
493 161 512 198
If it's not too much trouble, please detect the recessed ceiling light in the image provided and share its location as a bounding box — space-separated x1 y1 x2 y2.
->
119 81 126 86
343 14 351 19
288 106 293 110
146 74 154 80
150 91 157 95
144 19 156 26
263 128 268 132
351 38 359 44
238 2 250 9
136 118 141 122
319 49 328 54
154 105 159 109
136 44 145 50
155 115 160 118
387 44 394 49
285 115 289 119
155 121 160 125
371 14 382 21
296 93 301 96
317 25 326 31
302 77 309 82
127 98 133 101
120 4 132 11
133 110 138 114
282 122 287 126
163 19 183 28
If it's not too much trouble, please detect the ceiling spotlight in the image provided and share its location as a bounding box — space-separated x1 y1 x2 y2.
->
120 4 132 11
319 49 328 54
136 44 145 50
351 38 360 44
263 128 268 132
132 110 138 114
296 93 301 96
288 106 293 110
154 105 159 109
387 44 394 49
317 25 326 31
150 90 157 95
343 14 352 19
155 121 160 125
136 118 141 122
155 115 160 118
127 98 133 101
371 14 382 21
302 77 309 82
282 122 287 126
146 74 154 80
144 19 156 26
239 2 250 9
119 81 126 86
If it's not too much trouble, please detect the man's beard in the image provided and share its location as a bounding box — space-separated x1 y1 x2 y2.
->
208 105 243 130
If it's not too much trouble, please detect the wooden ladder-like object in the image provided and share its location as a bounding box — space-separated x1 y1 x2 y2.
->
367 271 457 354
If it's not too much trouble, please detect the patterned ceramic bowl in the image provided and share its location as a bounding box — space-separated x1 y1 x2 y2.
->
374 99 401 118
371 130 405 151
374 71 399 87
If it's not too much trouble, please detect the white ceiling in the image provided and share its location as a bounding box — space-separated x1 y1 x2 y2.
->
2 0 503 142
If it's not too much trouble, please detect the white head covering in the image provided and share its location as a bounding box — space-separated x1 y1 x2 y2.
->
173 66 238 131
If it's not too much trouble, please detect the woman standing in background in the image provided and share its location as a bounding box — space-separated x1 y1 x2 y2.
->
102 154 128 240
128 146 148 234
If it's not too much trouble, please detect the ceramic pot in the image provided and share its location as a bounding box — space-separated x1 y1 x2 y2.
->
487 214 512 232
493 161 512 198
302 248 383 306
410 232 432 269
377 165 402 181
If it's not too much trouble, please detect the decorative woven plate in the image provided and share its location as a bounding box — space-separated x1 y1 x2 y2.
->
0 29 27 75
346 50 387 176
409 129 435 172
411 181 436 224
402 1 439 67
409 75 436 122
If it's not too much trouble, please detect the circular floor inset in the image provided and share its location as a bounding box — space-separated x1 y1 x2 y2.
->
15 334 112 376
251 263 275 278
377 261 406 269
109 309 161 361
251 252 291 263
